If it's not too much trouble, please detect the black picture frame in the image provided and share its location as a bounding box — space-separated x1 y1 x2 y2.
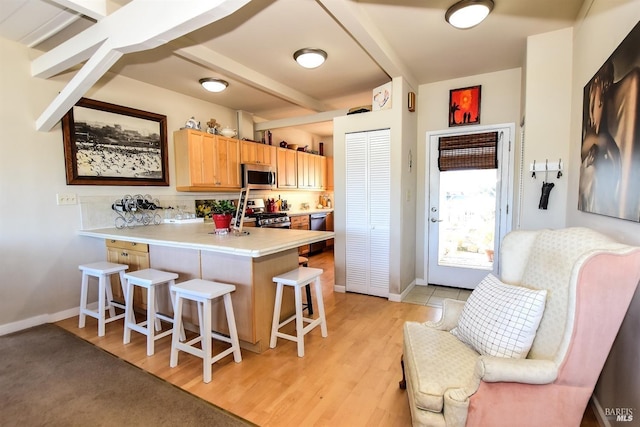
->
449 85 481 127
578 21 640 222
62 98 169 186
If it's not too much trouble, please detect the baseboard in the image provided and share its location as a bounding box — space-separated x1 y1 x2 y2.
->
333 285 345 293
591 395 610 427
0 306 85 337
389 280 417 302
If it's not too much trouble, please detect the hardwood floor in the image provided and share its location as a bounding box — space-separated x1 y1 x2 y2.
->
56 249 601 426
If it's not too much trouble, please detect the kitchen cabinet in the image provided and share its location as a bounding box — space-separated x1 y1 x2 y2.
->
297 151 326 189
106 239 150 308
326 157 334 191
310 213 327 253
326 211 334 248
345 129 390 298
290 214 310 255
241 140 276 167
277 147 298 188
174 129 240 191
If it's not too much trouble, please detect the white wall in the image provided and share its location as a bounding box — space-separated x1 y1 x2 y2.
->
520 28 573 230
415 68 522 282
0 38 241 331
565 0 640 419
333 77 417 298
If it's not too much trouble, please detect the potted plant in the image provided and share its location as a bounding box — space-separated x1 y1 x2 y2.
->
211 199 236 232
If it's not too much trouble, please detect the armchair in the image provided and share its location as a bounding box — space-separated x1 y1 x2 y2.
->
401 227 640 426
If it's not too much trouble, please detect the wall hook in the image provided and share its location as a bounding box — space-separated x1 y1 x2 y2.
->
557 158 563 178
532 160 536 178
545 159 549 182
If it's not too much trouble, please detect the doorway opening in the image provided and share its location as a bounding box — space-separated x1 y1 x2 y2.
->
426 124 514 289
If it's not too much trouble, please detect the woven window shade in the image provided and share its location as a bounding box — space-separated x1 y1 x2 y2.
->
438 131 498 171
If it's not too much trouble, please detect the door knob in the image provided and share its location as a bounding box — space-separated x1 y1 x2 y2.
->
430 218 443 223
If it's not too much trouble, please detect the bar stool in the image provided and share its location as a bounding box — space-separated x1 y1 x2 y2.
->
270 267 327 357
170 279 242 383
298 256 313 315
122 268 184 356
78 261 128 337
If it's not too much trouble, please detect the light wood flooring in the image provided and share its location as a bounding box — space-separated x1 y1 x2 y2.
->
56 249 600 427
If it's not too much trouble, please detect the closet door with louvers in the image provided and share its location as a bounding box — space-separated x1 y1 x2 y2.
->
345 129 390 297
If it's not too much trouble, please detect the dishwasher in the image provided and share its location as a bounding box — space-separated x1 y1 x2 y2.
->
310 213 327 254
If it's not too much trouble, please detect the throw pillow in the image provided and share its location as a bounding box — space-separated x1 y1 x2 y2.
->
451 274 547 359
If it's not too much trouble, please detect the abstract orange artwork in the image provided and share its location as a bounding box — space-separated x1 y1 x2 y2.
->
449 85 481 127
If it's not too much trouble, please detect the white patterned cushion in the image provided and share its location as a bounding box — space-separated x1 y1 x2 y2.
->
451 274 547 359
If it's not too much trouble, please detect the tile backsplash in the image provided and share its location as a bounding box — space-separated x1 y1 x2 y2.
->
79 190 333 230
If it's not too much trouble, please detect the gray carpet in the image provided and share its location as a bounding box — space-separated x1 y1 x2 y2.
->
0 323 255 427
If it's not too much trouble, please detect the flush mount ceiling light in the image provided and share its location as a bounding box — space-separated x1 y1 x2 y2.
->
445 0 494 29
293 48 327 69
199 78 229 92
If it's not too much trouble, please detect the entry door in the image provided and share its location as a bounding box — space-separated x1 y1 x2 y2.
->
426 124 514 289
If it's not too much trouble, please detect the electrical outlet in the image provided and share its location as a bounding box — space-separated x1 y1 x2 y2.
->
56 193 77 205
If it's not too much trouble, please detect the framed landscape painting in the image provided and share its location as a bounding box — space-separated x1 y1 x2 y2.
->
62 98 169 186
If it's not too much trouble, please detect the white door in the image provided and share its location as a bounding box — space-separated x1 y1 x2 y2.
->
345 129 390 297
426 124 514 289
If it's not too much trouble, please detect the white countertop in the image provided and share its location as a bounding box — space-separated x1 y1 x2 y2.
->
79 223 334 258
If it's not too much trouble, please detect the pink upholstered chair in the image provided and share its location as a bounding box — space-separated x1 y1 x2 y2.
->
401 227 640 427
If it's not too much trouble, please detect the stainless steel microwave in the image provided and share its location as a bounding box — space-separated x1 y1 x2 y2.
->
242 164 276 189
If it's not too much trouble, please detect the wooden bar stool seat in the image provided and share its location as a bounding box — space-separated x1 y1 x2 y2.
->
270 267 327 357
169 279 242 383
78 261 128 337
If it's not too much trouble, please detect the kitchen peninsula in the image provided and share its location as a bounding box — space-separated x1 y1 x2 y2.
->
79 224 334 353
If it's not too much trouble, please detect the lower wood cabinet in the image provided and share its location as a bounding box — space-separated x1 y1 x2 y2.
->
291 215 310 255
106 239 150 308
326 212 334 248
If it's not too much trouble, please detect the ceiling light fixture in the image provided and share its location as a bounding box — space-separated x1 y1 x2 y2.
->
293 48 327 69
445 0 494 29
199 78 229 92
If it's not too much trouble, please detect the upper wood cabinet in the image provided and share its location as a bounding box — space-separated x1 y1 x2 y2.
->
326 156 334 190
240 140 276 167
277 147 298 188
174 129 240 191
297 151 327 190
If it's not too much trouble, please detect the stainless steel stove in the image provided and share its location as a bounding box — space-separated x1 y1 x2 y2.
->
246 198 291 228
255 212 291 228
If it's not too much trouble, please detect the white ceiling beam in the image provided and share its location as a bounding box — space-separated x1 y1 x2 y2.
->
36 42 122 131
254 109 349 131
173 42 331 113
317 0 418 90
33 0 250 79
34 0 251 131
50 0 108 21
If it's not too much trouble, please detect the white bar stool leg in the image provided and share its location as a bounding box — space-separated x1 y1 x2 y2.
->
98 274 107 337
146 284 156 356
314 276 328 337
79 272 89 329
169 293 183 368
270 282 284 349
294 284 305 357
201 298 213 383
123 279 135 344
223 293 242 363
